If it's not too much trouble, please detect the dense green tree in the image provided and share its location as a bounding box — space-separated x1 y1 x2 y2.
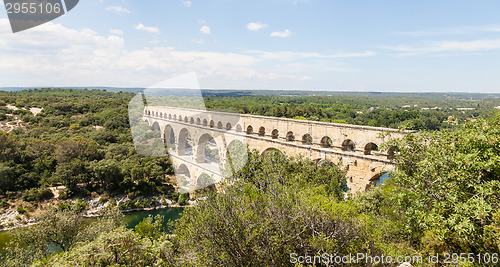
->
173 151 381 266
384 113 500 254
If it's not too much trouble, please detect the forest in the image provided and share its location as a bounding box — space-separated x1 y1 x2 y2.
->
0 88 499 266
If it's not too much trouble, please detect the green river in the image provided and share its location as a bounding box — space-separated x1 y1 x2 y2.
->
0 208 184 253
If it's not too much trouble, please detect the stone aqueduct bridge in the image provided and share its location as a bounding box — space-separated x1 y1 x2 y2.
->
143 106 413 192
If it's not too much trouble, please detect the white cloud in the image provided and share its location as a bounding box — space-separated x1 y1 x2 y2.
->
200 25 211 35
383 39 500 55
105 6 130 14
270 29 293 38
110 29 124 35
246 22 268 32
182 0 192 7
191 39 205 44
395 25 500 37
0 18 371 89
248 50 375 61
135 24 160 34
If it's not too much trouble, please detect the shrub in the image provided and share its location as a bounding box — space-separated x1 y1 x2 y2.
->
38 188 54 201
16 207 27 215
0 200 9 208
169 192 179 202
177 193 189 206
73 199 88 213
57 202 71 211
58 189 72 200
21 188 39 202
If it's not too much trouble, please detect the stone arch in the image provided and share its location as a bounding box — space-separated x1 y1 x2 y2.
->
173 115 177 120
203 119 208 126
317 159 334 167
246 125 253 134
176 164 191 187
196 173 216 191
258 126 265 137
342 139 355 152
159 112 163 118
190 117 194 124
164 125 175 149
226 123 232 131
196 133 220 164
302 133 312 145
177 164 190 178
196 118 201 125
152 122 160 131
155 111 158 117
168 114 172 120
178 115 183 122
364 142 379 155
209 120 215 128
286 131 295 142
321 136 333 148
217 121 223 129
365 172 389 190
226 139 247 172
184 117 188 123
236 124 242 132
144 119 149 125
261 147 284 158
144 110 148 115
271 129 279 139
178 128 193 156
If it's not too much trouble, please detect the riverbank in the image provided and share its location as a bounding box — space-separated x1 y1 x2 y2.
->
0 193 194 231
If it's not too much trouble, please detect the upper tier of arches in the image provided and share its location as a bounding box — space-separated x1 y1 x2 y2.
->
144 109 399 160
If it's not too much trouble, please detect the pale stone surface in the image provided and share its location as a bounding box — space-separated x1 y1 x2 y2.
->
143 106 413 192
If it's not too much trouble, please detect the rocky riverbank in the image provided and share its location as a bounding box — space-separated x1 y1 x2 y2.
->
0 194 194 231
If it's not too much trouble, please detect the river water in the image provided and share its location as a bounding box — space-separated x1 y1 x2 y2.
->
0 207 184 253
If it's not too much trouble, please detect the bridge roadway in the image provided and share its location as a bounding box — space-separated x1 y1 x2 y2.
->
143 106 413 192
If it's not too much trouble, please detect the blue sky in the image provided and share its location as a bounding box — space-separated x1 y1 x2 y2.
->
1 0 500 92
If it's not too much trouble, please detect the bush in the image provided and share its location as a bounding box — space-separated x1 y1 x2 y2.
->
57 202 71 211
169 192 179 202
73 199 88 213
38 188 54 201
174 151 377 266
0 200 9 208
22 188 54 202
21 189 38 202
16 207 27 215
58 189 72 200
177 193 189 206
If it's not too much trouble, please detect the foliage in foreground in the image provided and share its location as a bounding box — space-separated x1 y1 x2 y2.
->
368 113 500 255
1 206 124 266
2 101 499 265
173 150 410 266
